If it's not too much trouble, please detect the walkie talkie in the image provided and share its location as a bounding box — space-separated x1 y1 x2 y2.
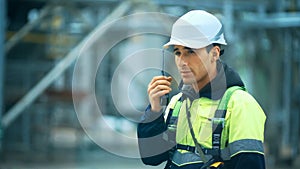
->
160 49 170 108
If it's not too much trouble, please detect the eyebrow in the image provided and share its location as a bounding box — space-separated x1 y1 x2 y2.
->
173 47 193 52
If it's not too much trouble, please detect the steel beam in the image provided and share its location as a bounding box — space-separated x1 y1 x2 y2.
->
5 5 51 53
240 12 300 28
152 0 267 11
1 1 131 129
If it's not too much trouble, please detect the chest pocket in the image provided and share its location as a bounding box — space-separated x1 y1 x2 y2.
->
176 99 219 148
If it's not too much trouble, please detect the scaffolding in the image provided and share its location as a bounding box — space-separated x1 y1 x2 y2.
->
1 0 300 167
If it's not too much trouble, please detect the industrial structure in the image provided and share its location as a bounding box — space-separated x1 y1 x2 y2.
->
0 0 300 168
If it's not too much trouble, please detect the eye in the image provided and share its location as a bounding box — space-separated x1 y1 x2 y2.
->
187 49 195 54
174 51 181 57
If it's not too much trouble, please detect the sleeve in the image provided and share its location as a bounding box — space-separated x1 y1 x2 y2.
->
224 90 266 168
227 90 266 143
137 105 172 166
224 153 266 169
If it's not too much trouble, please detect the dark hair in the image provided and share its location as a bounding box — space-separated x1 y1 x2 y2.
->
212 43 221 47
206 43 224 56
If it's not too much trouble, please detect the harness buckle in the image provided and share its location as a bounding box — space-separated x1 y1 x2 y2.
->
211 117 225 128
194 146 200 156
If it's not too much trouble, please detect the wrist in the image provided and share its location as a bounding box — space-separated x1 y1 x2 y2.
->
150 105 162 113
141 105 164 123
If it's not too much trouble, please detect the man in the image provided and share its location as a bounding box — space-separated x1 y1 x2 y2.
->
137 10 266 169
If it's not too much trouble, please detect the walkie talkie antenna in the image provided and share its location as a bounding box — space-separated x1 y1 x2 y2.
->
161 49 169 107
161 49 166 76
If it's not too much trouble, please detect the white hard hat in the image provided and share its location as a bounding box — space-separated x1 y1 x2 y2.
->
164 10 227 49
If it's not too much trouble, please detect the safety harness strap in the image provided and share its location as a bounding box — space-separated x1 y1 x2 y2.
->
211 86 245 159
163 97 183 144
176 144 218 156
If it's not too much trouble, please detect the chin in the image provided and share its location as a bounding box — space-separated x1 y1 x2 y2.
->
182 78 196 85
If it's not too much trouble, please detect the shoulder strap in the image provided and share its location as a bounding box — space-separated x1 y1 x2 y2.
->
216 86 245 116
164 93 182 122
163 95 183 169
212 86 246 157
198 86 246 169
163 95 182 143
165 94 182 125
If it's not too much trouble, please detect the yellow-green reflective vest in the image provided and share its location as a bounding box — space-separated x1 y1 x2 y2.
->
163 86 266 167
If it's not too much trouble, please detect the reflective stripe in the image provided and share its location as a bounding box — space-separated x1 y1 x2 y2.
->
172 139 264 164
228 139 264 157
173 145 231 161
172 150 212 166
164 93 182 121
172 149 228 166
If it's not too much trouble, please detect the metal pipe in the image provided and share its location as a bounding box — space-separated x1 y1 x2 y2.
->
239 12 300 28
282 30 292 150
1 1 131 129
0 0 6 151
153 0 266 11
5 5 51 53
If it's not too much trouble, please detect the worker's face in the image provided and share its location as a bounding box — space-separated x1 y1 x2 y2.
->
173 45 216 89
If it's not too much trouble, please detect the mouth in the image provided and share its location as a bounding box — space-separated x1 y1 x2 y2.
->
180 70 193 77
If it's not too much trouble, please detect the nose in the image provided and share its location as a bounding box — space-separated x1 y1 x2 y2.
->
177 54 188 67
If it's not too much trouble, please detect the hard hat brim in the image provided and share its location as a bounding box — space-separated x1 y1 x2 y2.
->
163 38 211 49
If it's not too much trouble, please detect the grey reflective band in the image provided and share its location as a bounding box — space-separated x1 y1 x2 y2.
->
171 139 264 166
172 150 212 166
210 26 224 42
228 139 265 157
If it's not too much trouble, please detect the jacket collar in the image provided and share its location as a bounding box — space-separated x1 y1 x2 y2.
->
180 60 244 100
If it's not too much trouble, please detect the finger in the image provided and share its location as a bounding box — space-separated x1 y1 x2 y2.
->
149 76 164 86
154 85 172 92
148 81 171 94
150 89 171 99
166 76 172 82
148 77 172 93
149 78 172 89
152 80 171 88
148 85 172 96
149 76 172 86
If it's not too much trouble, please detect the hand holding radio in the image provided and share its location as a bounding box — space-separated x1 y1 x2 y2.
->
147 76 172 112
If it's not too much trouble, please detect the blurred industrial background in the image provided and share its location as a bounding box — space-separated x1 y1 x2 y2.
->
0 0 300 168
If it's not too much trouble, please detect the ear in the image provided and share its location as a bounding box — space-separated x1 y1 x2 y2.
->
210 46 220 62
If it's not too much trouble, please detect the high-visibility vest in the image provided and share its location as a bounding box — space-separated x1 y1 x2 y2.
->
163 86 266 167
